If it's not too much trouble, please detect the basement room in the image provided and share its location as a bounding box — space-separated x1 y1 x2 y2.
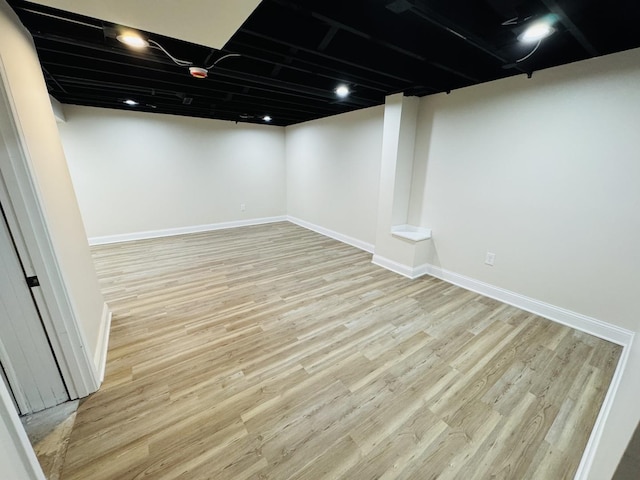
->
0 0 639 479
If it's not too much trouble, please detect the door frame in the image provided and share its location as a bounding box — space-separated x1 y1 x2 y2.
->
0 57 99 400
0 198 70 413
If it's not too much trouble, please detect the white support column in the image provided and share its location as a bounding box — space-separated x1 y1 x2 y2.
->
372 93 431 279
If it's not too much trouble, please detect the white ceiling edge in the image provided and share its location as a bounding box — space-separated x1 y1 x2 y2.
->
29 0 262 49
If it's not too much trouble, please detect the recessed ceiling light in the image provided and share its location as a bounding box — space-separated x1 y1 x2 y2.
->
123 99 138 106
116 32 149 49
263 115 272 122
335 85 350 98
518 21 555 43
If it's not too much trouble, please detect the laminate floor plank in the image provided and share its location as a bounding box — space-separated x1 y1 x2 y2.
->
61 222 621 479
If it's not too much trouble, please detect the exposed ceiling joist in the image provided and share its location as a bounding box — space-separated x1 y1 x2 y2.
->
8 0 640 126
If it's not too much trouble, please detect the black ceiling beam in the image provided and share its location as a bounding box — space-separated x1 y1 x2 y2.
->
55 77 344 119
32 11 400 98
311 11 425 61
66 94 312 124
407 0 528 75
311 11 481 83
47 65 354 115
56 88 312 120
538 0 599 56
267 0 404 56
33 32 382 106
63 90 322 121
31 32 192 71
41 66 67 93
58 97 299 126
229 40 393 93
206 67 376 107
268 0 481 84
239 28 416 85
317 25 339 52
56 85 342 118
35 43 377 108
27 5 376 101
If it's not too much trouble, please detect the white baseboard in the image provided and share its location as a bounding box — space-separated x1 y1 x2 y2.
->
93 303 112 384
418 264 634 480
371 254 423 279
422 264 633 346
88 216 287 245
373 259 634 480
574 335 633 479
287 216 375 253
86 216 633 480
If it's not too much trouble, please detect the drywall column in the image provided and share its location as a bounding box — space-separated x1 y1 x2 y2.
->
372 93 430 278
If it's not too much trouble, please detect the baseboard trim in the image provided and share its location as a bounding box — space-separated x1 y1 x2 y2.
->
88 216 287 245
371 254 423 279
287 216 374 253
422 264 633 346
574 334 634 479
398 261 634 480
87 217 633 480
93 303 112 385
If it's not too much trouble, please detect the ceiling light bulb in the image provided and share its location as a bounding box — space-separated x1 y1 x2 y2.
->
116 33 149 49
263 115 272 122
519 21 555 43
335 85 350 98
124 99 138 106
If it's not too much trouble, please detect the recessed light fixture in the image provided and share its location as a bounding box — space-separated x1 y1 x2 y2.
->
335 85 350 98
116 30 241 81
123 99 138 106
116 32 149 49
518 21 555 43
263 115 272 122
189 67 208 79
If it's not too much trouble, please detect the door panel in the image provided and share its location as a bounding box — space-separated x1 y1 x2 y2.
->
0 203 68 414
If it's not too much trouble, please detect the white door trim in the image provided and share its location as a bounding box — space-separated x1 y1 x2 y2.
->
0 58 99 398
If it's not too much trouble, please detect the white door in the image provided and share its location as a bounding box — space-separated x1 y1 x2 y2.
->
0 201 68 414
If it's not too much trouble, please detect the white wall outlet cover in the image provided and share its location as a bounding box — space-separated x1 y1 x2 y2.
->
485 252 496 266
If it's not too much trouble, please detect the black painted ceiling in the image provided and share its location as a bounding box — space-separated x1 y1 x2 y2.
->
8 0 640 127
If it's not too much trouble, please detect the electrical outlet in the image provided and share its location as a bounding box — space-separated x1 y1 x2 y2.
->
240 203 246 212
485 252 495 266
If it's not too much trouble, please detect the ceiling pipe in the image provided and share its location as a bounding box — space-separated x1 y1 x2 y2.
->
538 0 599 56
402 0 529 75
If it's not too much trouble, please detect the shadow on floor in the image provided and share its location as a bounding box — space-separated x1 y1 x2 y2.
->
21 400 79 480
613 422 640 479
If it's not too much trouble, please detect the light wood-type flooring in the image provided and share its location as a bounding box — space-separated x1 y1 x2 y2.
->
62 222 622 479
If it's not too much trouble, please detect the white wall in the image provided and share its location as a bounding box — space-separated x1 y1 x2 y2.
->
51 37 640 478
0 0 106 378
409 47 640 479
58 106 286 239
285 106 384 246
0 379 44 480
